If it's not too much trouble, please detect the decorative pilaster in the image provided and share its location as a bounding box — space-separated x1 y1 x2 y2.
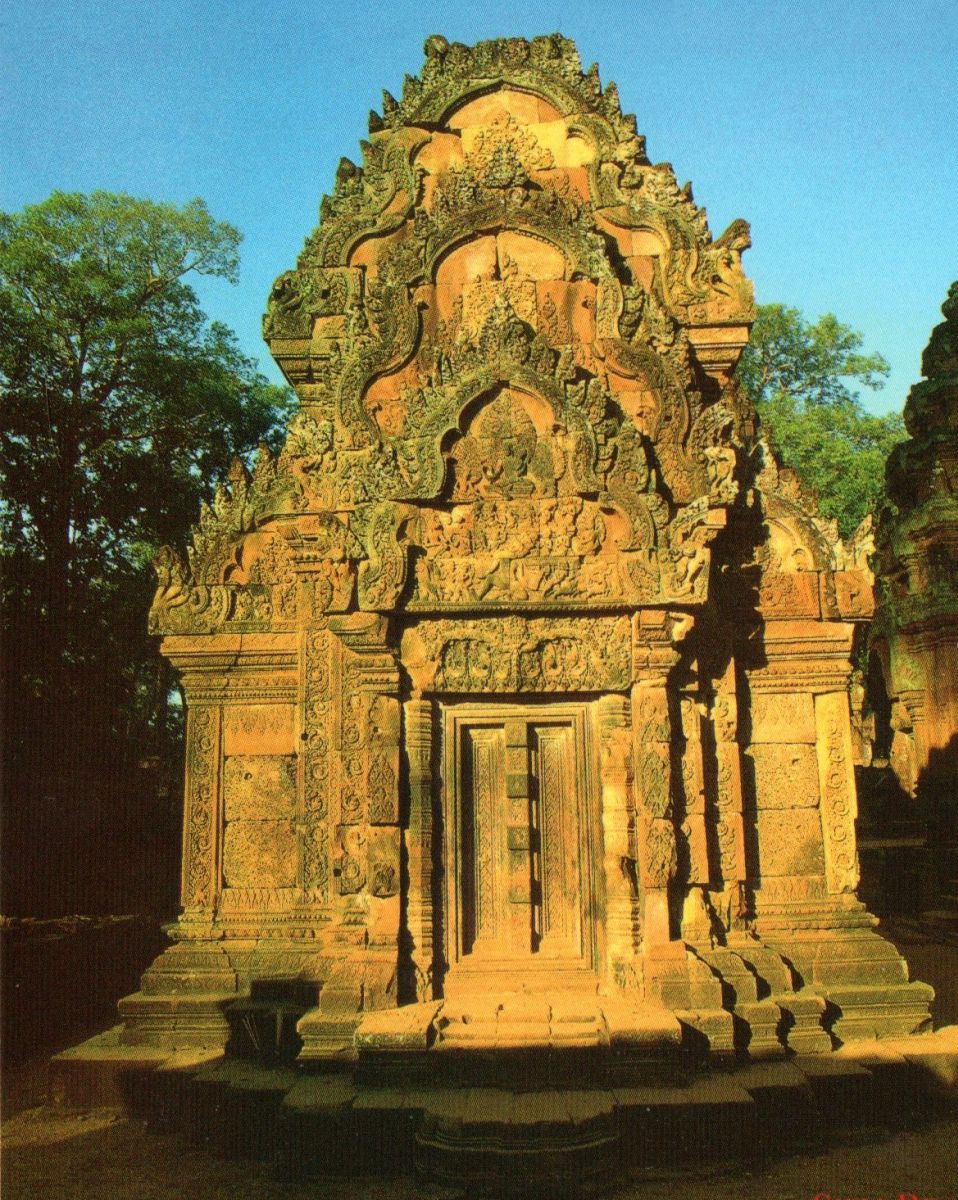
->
597 694 639 983
678 692 709 888
180 704 222 921
328 614 402 1004
300 621 334 902
711 661 748 909
815 690 859 894
404 697 435 999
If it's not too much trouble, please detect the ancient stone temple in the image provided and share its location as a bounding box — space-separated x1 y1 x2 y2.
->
871 283 958 900
105 37 943 1154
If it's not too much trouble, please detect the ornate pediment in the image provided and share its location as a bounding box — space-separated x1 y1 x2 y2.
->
152 35 758 634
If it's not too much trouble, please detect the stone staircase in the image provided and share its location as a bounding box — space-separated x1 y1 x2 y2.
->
49 1002 958 1191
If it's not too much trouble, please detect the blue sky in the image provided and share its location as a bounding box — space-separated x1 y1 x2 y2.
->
2 0 955 411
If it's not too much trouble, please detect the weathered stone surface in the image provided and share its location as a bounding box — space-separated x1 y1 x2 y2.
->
747 744 820 807
223 756 297 820
756 810 826 877
749 693 817 744
222 820 298 889
222 705 296 756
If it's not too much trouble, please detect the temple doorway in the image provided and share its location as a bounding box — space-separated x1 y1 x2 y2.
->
439 701 601 994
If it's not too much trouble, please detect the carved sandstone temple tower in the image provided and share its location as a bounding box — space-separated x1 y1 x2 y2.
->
871 283 958 901
872 282 958 791
122 36 933 1064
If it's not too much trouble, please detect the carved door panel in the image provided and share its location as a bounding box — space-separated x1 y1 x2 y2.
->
443 703 596 980
531 722 582 959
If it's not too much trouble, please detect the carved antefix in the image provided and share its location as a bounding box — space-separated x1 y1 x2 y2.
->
127 36 933 1061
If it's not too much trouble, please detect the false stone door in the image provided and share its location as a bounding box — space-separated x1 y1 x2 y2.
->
441 702 599 992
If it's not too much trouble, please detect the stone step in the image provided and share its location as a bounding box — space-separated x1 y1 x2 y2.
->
50 1026 958 1189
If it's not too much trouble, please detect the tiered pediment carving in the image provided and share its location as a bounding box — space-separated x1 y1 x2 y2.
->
152 36 755 632
751 441 874 623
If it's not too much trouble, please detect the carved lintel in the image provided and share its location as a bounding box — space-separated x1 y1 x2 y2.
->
402 614 632 694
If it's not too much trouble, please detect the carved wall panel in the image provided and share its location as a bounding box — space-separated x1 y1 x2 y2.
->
746 745 820 809
749 693 816 746
221 754 299 890
755 809 826 879
223 756 297 820
222 705 296 756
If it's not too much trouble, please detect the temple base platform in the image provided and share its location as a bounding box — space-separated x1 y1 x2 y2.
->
50 1002 958 1192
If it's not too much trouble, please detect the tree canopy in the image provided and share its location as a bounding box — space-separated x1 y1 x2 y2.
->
0 191 292 914
737 303 904 538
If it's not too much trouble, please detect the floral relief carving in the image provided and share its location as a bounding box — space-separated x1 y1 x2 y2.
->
183 706 220 910
301 625 333 898
816 694 859 893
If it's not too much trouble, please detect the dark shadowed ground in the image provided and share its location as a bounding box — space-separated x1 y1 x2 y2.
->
3 917 957 1200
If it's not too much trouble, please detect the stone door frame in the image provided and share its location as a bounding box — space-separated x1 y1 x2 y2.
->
438 699 603 993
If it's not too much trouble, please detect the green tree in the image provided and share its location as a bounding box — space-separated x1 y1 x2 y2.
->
737 303 904 537
0 191 291 914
